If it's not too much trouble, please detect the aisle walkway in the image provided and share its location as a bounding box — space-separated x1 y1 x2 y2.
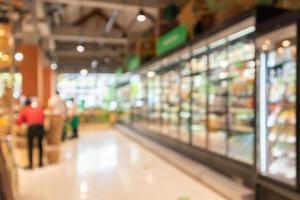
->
17 125 225 200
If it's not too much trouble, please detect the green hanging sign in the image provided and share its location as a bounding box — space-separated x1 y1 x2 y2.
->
257 0 274 5
125 54 141 72
114 67 123 76
156 24 188 56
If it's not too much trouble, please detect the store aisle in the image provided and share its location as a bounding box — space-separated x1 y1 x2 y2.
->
16 125 225 200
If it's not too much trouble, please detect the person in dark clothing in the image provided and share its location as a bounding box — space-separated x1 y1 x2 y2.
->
16 99 45 169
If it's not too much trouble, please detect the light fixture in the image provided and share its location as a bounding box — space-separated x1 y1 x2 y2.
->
0 29 5 37
282 40 291 48
264 39 271 46
2 54 9 62
76 44 85 53
104 56 111 64
277 47 284 54
80 69 88 76
261 44 269 51
91 60 98 68
51 63 58 70
147 71 155 78
14 52 24 61
137 9 146 22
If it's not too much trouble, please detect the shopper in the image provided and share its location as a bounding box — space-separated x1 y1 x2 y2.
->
48 91 67 141
16 98 44 169
48 91 67 118
68 98 80 139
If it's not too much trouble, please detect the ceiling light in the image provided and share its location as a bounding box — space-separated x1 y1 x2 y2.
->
264 39 271 46
51 63 58 70
91 60 98 68
76 44 85 53
277 47 284 54
282 40 291 48
14 52 24 61
147 71 155 78
261 44 269 51
0 29 5 37
104 56 111 64
80 69 88 76
137 9 146 22
2 54 9 62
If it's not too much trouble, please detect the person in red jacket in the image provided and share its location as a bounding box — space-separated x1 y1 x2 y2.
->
16 98 45 169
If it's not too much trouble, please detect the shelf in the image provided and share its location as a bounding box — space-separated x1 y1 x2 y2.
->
230 94 253 98
267 60 295 69
209 110 226 115
229 57 255 66
190 70 208 76
268 132 296 143
209 77 230 82
229 107 253 113
228 154 253 165
230 124 254 133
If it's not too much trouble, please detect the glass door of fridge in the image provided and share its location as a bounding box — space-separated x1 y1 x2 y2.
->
179 61 192 143
190 55 208 148
161 72 171 135
169 70 180 139
257 24 297 186
228 38 255 164
208 42 228 155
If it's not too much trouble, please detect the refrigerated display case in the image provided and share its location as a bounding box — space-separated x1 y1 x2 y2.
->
126 8 293 191
179 61 192 143
207 41 229 155
161 72 171 135
116 83 131 124
130 75 147 125
168 69 180 139
257 24 297 187
147 75 161 133
190 54 208 148
228 38 256 164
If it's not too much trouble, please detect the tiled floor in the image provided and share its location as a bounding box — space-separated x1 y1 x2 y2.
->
16 125 225 200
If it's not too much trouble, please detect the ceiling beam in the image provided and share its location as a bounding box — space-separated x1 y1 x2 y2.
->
39 0 158 14
56 50 121 57
104 10 119 33
52 34 128 45
72 8 99 26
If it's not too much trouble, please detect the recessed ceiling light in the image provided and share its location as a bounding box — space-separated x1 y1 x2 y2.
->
80 69 88 76
14 52 24 61
91 60 98 68
282 40 291 48
76 44 85 53
147 71 155 78
104 56 111 64
51 63 58 70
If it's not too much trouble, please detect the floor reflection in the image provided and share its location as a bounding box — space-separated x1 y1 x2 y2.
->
17 126 225 200
76 140 118 175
